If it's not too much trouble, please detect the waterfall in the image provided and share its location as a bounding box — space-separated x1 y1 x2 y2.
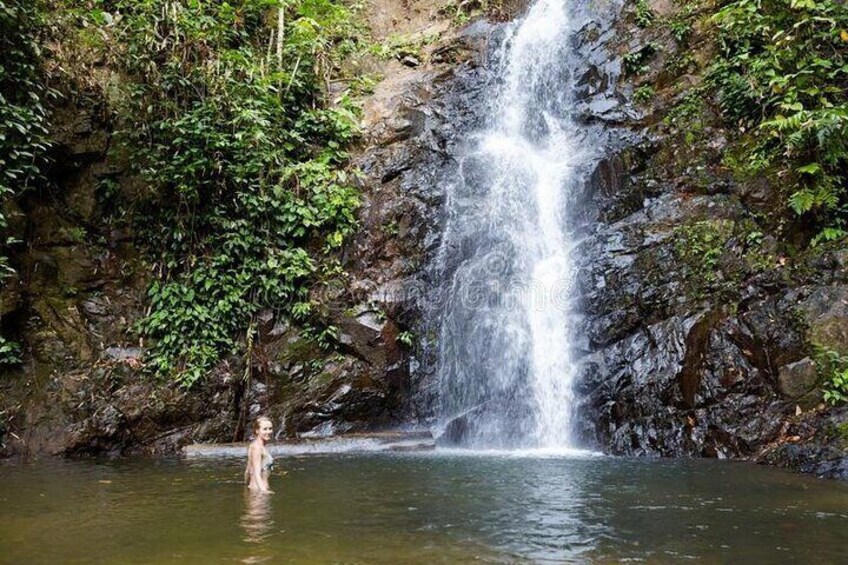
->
436 0 585 448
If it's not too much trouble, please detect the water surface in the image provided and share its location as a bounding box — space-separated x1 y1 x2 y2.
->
1 453 846 563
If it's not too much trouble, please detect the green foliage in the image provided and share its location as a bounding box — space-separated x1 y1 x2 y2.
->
668 18 693 43
397 330 414 348
442 2 473 25
666 51 696 77
673 217 780 300
745 229 764 247
824 371 848 404
370 32 433 61
635 0 655 28
634 84 655 105
665 87 707 126
811 224 847 247
0 0 51 213
741 222 779 272
0 335 21 365
78 0 366 386
815 346 848 404
0 0 53 364
676 220 733 274
441 0 506 25
707 0 848 228
665 0 698 44
673 219 737 298
623 43 659 76
383 219 399 236
348 73 380 96
302 323 339 350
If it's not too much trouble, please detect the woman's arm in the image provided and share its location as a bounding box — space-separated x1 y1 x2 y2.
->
245 444 254 485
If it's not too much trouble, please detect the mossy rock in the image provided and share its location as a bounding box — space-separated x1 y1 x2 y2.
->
798 286 848 355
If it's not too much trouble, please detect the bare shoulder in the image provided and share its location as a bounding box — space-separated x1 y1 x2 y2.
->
248 440 263 457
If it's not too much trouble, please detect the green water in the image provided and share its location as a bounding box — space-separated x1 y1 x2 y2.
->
1 452 847 563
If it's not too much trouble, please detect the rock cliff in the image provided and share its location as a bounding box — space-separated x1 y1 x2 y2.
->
2 0 846 480
0 0 511 456
572 0 848 478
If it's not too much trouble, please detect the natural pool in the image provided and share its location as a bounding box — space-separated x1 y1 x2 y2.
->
1 451 847 563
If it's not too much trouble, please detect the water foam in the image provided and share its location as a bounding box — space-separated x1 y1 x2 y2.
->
436 0 586 448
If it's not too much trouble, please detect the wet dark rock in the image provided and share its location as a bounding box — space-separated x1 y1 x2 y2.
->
572 0 848 478
335 307 397 368
757 406 848 479
573 166 847 465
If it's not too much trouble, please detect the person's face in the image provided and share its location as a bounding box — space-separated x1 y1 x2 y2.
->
258 421 273 442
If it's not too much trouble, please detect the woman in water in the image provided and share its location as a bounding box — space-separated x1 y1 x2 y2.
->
245 416 274 493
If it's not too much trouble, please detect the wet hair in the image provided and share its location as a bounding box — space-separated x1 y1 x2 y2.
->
253 416 273 434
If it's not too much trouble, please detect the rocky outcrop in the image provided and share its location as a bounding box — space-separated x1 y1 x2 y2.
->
349 24 500 425
0 94 238 455
572 0 848 478
0 0 494 457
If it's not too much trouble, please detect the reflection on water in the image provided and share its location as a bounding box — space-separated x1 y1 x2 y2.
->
518 456 604 561
1 454 847 564
241 491 274 544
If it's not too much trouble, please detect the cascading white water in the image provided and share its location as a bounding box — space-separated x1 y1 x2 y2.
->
436 0 585 448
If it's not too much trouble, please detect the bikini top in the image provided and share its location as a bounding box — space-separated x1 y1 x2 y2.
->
262 449 274 471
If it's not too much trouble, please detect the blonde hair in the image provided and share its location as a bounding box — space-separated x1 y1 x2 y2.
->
253 416 273 434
